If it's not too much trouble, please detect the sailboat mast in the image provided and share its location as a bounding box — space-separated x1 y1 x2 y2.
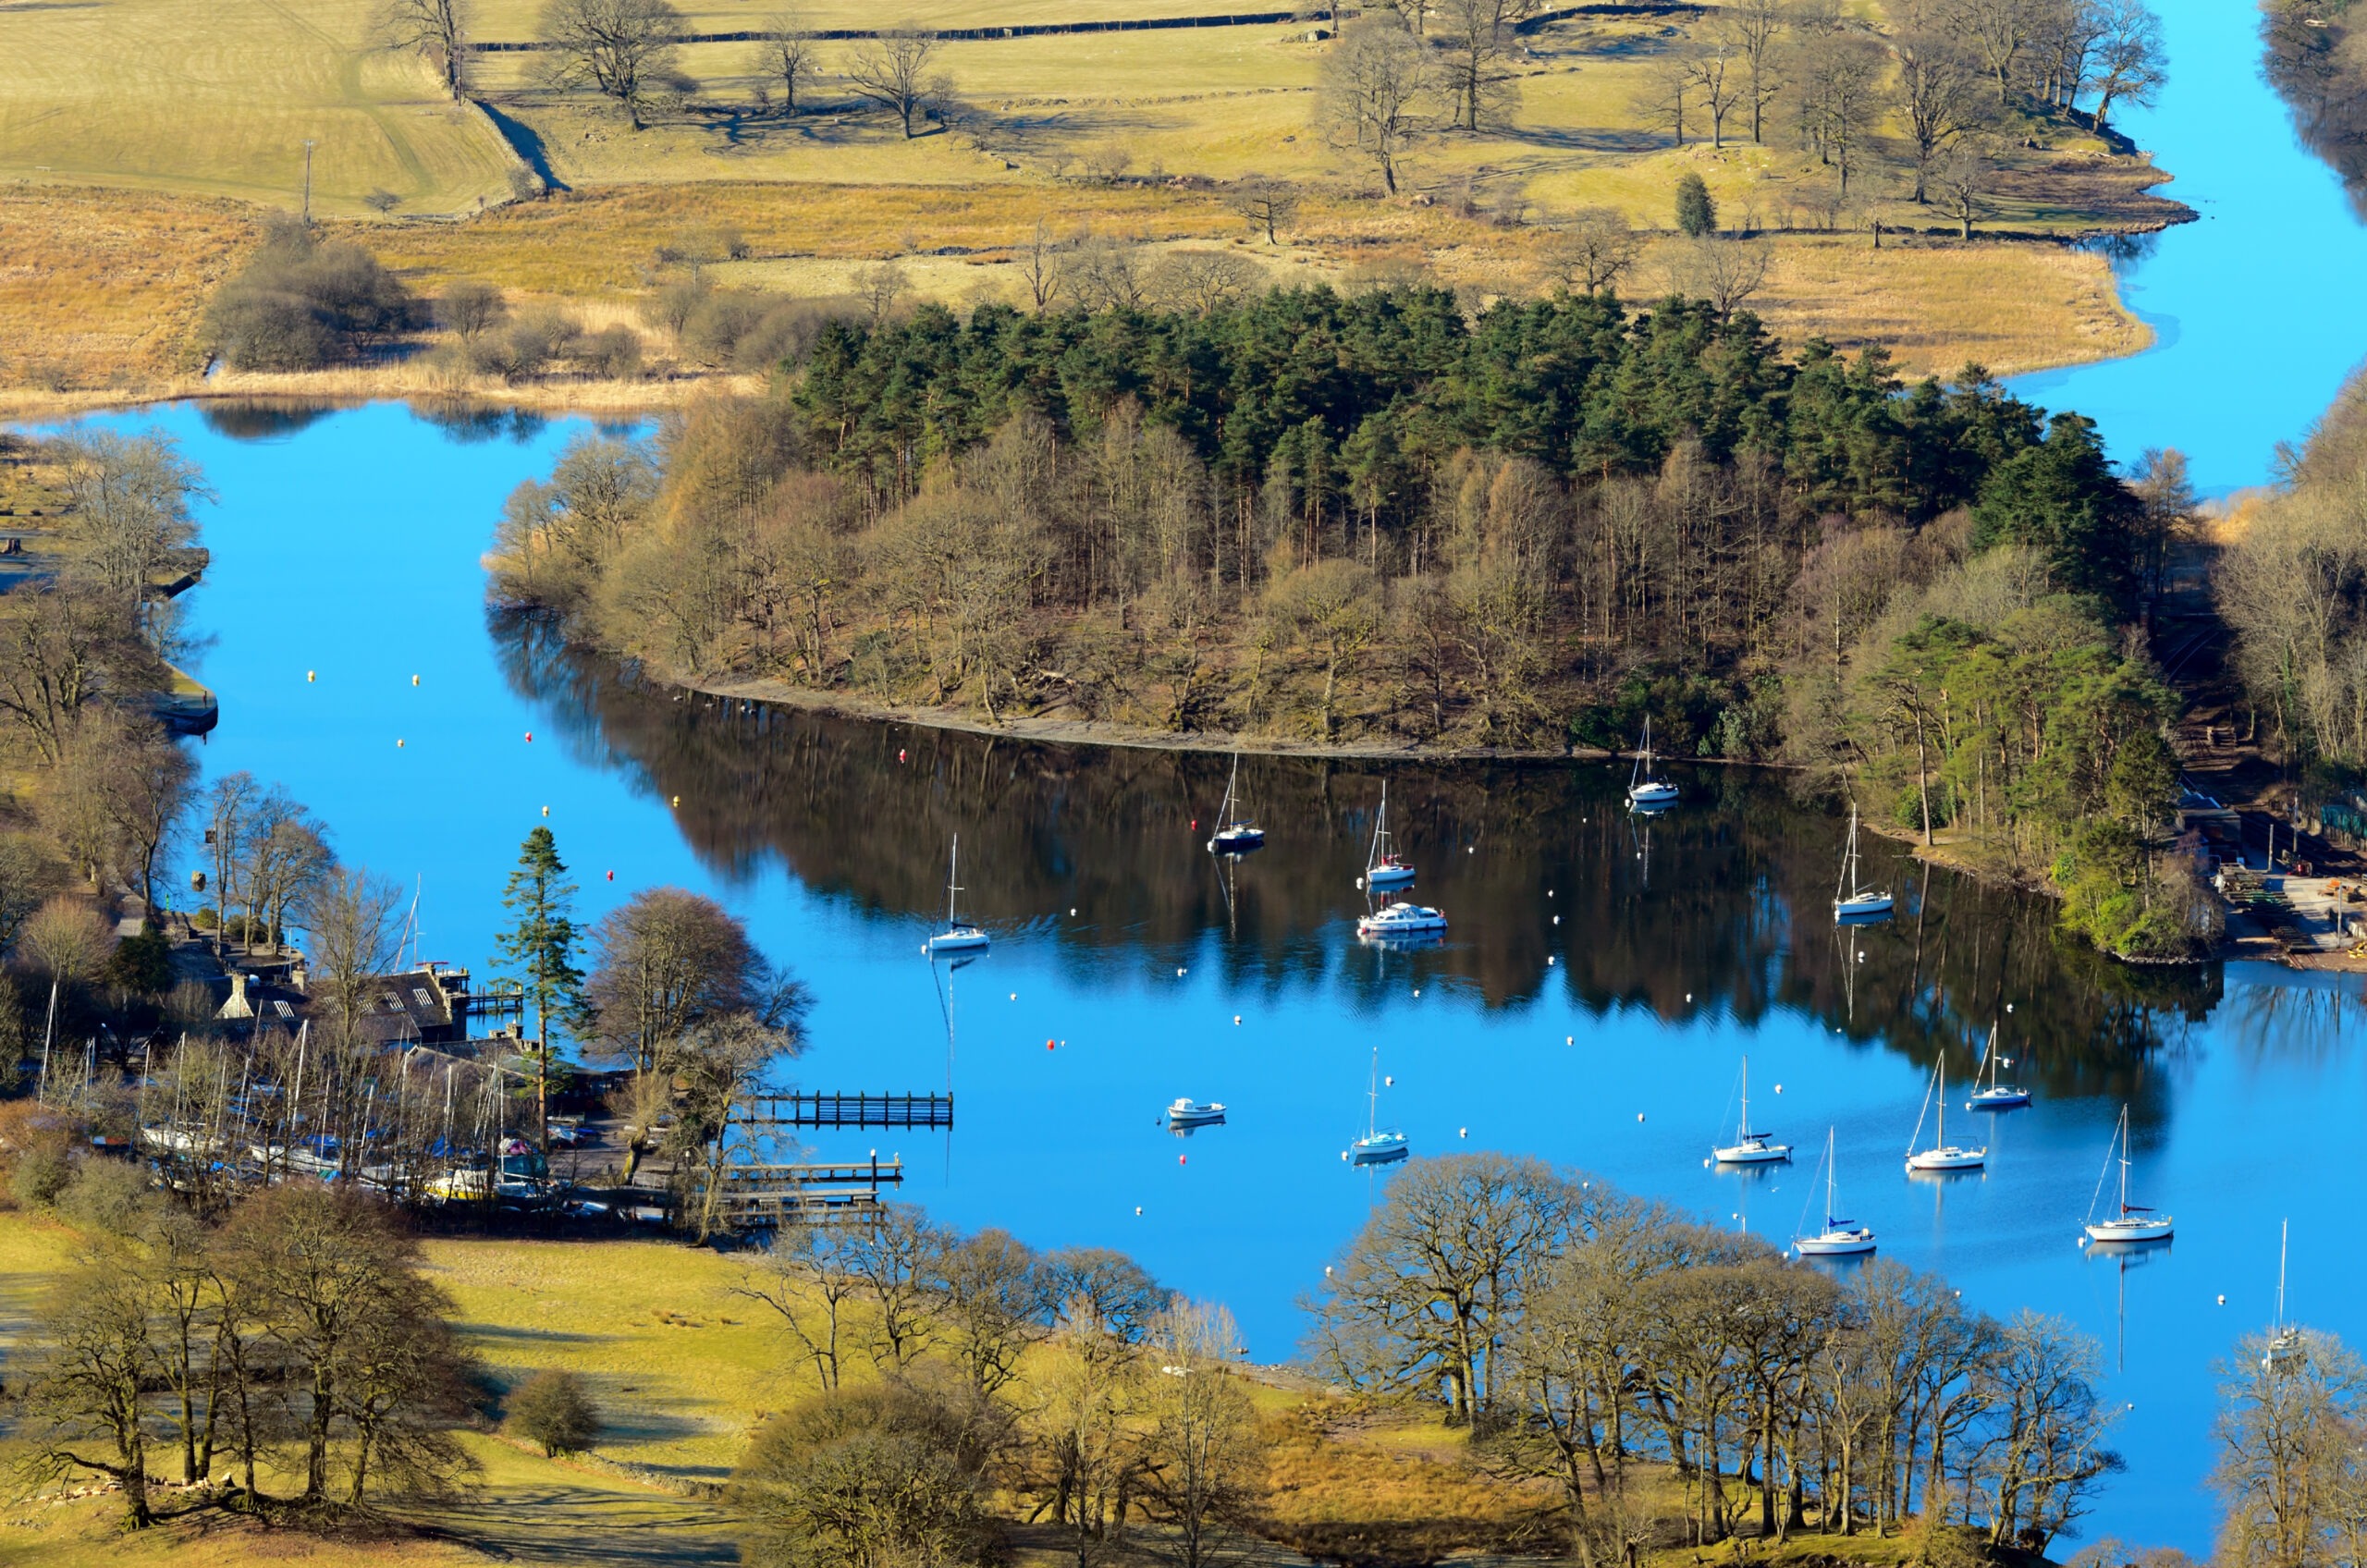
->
1738 1058 1749 1140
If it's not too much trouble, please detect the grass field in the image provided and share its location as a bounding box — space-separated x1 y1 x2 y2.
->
0 0 514 215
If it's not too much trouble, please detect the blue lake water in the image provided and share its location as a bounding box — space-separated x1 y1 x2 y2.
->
34 1 2367 1544
2006 0 2367 495
46 398 2348 1555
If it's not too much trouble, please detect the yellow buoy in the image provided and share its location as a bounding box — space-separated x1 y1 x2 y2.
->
306 670 315 682
540 805 550 818
411 674 420 687
397 739 405 748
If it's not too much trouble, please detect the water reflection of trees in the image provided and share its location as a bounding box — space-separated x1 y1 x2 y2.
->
2263 0 2367 215
494 612 2220 1118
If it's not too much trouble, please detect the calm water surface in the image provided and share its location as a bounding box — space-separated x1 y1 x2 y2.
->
49 398 2336 1553
2007 0 2367 493
49 15 2367 1540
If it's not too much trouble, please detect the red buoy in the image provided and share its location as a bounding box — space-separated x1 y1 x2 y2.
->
1046 1039 1055 1051
1178 1154 1187 1166
606 870 615 881
524 731 533 742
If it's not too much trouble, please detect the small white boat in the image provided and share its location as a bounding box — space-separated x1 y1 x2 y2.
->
1208 753 1266 855
1904 1060 1986 1172
2082 1104 2172 1244
1357 900 1447 938
1712 1056 1791 1165
1166 1097 1226 1127
1964 1023 2031 1110
923 835 991 956
1833 805 1894 923
1349 1045 1409 1165
1359 779 1417 890
1626 717 1679 809
1794 1130 1877 1256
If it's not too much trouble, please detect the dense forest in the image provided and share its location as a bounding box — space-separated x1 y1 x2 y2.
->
488 287 2208 957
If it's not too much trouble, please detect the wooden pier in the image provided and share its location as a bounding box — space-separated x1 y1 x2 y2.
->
737 1092 952 1130
713 1156 904 1226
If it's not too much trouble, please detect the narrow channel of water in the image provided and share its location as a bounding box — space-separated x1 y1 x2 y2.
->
2006 0 2367 494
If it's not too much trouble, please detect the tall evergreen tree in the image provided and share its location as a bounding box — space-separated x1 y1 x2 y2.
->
491 827 584 1146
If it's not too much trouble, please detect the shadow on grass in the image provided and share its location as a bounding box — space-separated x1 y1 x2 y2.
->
423 1481 741 1567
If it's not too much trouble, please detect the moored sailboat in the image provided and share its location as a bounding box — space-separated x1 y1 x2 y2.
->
1350 1044 1408 1165
2082 1105 2173 1244
1711 1057 1791 1165
1626 717 1679 809
1834 805 1895 923
1359 780 1417 890
923 836 990 956
1794 1129 1877 1256
1207 753 1266 854
1965 1023 2032 1110
1904 1060 1986 1172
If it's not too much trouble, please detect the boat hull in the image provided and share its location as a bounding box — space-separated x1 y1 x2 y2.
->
1795 1229 1877 1256
1166 1103 1226 1127
1352 1141 1409 1165
1834 894 1895 922
2085 1218 2174 1243
925 927 991 956
1358 907 1447 937
1906 1147 1987 1171
1628 783 1680 807
1208 828 1265 853
1713 1143 1792 1165
1966 1089 2031 1109
1364 864 1417 889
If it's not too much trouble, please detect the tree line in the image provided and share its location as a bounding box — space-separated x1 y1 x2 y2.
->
491 283 2202 957
1310 1154 2120 1560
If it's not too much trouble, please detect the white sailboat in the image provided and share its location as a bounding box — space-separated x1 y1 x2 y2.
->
1904 1060 1986 1172
1833 805 1894 923
922 836 990 956
1965 1023 2031 1109
1349 1044 1408 1165
1207 753 1266 854
1794 1129 1877 1256
1359 780 1417 890
1626 718 1680 809
1711 1057 1792 1165
2082 1105 2173 1243
2263 1219 2305 1371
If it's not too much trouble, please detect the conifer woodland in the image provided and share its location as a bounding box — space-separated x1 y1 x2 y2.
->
489 286 2208 958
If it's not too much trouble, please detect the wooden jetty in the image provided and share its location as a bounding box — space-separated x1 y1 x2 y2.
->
736 1091 952 1130
713 1156 904 1226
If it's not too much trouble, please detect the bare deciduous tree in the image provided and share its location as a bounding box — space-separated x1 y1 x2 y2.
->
757 10 819 114
1433 0 1534 132
539 0 686 129
1892 28 1990 201
842 28 946 138
1228 177 1301 244
380 0 474 100
2087 0 2165 127
1317 18 1440 197
1668 237 1773 321
1542 207 1642 295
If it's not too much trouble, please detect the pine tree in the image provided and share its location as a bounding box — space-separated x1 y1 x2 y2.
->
1674 171 1717 238
491 827 584 1146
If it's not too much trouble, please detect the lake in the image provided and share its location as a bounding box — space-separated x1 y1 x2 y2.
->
37 0 2367 1546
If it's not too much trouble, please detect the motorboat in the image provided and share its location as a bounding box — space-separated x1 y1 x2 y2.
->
1626 717 1679 809
1359 779 1417 890
1904 1060 1986 1172
923 834 991 956
1965 1023 2031 1110
1794 1130 1877 1256
1357 900 1447 938
2082 1104 2172 1244
1834 805 1894 923
1349 1045 1409 1165
1166 1097 1226 1128
1712 1056 1791 1165
1208 753 1266 854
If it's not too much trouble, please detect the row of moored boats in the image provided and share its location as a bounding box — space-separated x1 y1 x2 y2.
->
1715 1037 2172 1258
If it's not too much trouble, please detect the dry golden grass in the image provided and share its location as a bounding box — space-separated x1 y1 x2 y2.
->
0 186 258 388
1252 1402 1555 1562
0 0 513 215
